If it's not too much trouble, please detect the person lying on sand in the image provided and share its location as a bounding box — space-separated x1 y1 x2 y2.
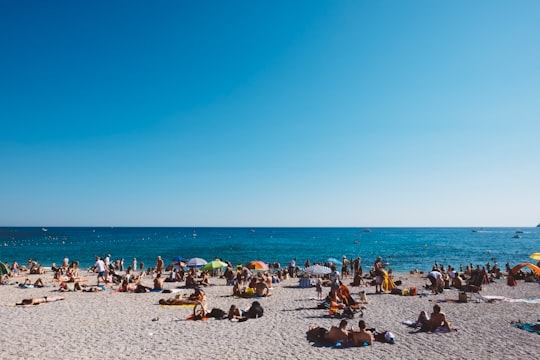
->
228 304 244 320
16 296 65 306
19 278 45 288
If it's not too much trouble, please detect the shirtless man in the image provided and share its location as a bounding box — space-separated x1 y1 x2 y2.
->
153 273 164 290
156 256 164 274
351 320 373 346
417 304 451 332
324 320 349 344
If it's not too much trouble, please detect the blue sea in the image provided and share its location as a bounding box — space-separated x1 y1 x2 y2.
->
0 227 538 272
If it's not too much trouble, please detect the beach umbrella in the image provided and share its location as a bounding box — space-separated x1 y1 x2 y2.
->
529 253 540 261
326 258 341 265
201 260 227 271
304 264 332 276
172 256 186 262
0 262 10 276
186 257 207 268
246 260 269 271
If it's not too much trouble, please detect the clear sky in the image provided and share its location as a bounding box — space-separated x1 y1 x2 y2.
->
1 1 539 227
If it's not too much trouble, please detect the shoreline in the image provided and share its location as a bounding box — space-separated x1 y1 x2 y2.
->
2 270 539 359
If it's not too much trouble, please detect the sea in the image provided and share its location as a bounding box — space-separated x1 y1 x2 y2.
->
0 227 538 273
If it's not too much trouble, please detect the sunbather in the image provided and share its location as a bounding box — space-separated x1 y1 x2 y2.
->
416 304 451 332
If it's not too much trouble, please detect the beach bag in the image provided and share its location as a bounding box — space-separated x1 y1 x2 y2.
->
459 292 468 303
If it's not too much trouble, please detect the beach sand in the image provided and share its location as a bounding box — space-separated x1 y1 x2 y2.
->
1 272 538 360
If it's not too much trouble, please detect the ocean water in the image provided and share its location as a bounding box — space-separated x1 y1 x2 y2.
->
0 227 538 273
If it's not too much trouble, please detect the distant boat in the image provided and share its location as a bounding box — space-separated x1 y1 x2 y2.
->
249 229 256 233
512 234 521 239
515 230 524 234
41 228 48 232
363 228 372 233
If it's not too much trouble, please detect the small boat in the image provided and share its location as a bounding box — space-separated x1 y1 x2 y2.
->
41 228 48 232
512 234 521 239
363 228 372 233
515 230 524 234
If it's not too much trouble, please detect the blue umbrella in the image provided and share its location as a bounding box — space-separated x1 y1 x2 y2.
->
173 256 186 262
326 258 341 265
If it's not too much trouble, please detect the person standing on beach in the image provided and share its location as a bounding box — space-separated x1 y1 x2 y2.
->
288 258 296 278
95 256 106 286
374 256 384 293
132 258 137 272
156 256 164 274
316 278 323 300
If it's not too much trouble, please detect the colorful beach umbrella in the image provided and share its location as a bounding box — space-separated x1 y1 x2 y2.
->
246 260 268 271
172 256 186 262
304 264 332 276
201 260 227 271
186 257 207 267
529 253 540 261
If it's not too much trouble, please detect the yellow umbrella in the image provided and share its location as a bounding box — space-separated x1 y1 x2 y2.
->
529 253 540 261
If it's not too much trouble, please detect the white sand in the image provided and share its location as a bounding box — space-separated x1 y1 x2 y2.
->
1 272 538 360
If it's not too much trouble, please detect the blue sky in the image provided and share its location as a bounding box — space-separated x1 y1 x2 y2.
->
1 1 539 227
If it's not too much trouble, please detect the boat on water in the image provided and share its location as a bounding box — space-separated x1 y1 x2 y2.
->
512 234 521 239
41 228 48 232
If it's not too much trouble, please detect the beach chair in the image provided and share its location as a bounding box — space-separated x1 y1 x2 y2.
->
462 270 488 302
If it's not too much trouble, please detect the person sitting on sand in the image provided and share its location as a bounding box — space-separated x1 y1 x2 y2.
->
185 273 196 288
416 304 452 332
308 320 349 345
153 273 164 291
191 301 207 320
255 280 270 297
188 287 206 302
326 288 344 309
351 320 373 346
198 271 210 286
232 281 242 297
59 277 83 292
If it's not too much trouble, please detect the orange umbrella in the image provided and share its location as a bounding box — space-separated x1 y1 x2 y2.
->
246 260 268 271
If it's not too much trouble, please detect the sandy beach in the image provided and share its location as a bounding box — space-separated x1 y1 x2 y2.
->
1 271 538 360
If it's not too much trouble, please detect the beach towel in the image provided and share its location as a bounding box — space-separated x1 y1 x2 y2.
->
513 323 540 334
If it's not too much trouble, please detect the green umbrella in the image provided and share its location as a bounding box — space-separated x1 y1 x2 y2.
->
201 260 227 271
0 262 10 276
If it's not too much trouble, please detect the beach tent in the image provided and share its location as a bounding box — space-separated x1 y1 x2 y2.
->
0 262 10 276
510 263 540 276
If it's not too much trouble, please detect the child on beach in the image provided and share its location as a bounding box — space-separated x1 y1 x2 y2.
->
316 278 323 300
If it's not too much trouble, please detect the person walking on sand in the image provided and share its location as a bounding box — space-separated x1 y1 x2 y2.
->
316 278 323 300
95 256 106 286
